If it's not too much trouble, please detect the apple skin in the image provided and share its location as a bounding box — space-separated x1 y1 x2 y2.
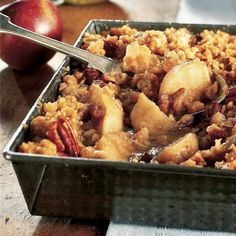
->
0 0 63 70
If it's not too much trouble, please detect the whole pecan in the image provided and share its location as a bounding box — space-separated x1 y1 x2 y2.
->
47 118 80 157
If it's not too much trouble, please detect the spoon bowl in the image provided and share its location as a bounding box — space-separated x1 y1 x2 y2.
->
191 70 228 115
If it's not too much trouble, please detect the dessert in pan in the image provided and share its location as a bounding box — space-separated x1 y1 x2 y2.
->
19 25 236 170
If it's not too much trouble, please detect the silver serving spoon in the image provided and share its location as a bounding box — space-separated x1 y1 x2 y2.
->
212 70 228 103
0 13 229 110
0 13 117 74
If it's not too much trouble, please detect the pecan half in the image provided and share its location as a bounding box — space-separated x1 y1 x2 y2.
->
47 121 65 153
47 118 80 157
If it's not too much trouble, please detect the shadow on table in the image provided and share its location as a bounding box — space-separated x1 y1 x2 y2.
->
0 64 54 130
33 217 109 236
11 64 54 105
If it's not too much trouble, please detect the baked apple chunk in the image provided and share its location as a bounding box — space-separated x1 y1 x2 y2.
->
159 60 212 102
89 84 124 135
81 128 151 161
156 133 199 164
96 131 134 161
130 93 176 136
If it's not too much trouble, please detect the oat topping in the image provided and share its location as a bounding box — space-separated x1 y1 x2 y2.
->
19 25 236 170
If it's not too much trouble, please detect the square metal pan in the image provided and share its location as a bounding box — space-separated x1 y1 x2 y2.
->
4 20 236 232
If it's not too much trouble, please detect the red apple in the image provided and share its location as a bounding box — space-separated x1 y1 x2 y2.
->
0 0 63 70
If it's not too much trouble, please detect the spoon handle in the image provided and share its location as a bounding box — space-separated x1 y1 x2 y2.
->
0 13 113 73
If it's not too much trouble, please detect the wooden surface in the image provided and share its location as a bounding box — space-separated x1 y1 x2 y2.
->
0 0 180 235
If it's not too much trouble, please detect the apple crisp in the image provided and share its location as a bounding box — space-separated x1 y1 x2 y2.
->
19 25 236 170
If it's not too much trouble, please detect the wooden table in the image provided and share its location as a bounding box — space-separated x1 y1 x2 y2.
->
0 1 180 235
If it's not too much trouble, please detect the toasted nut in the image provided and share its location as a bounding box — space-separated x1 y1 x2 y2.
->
47 121 65 153
227 86 236 97
47 118 80 157
169 88 188 115
84 67 101 85
57 118 80 157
